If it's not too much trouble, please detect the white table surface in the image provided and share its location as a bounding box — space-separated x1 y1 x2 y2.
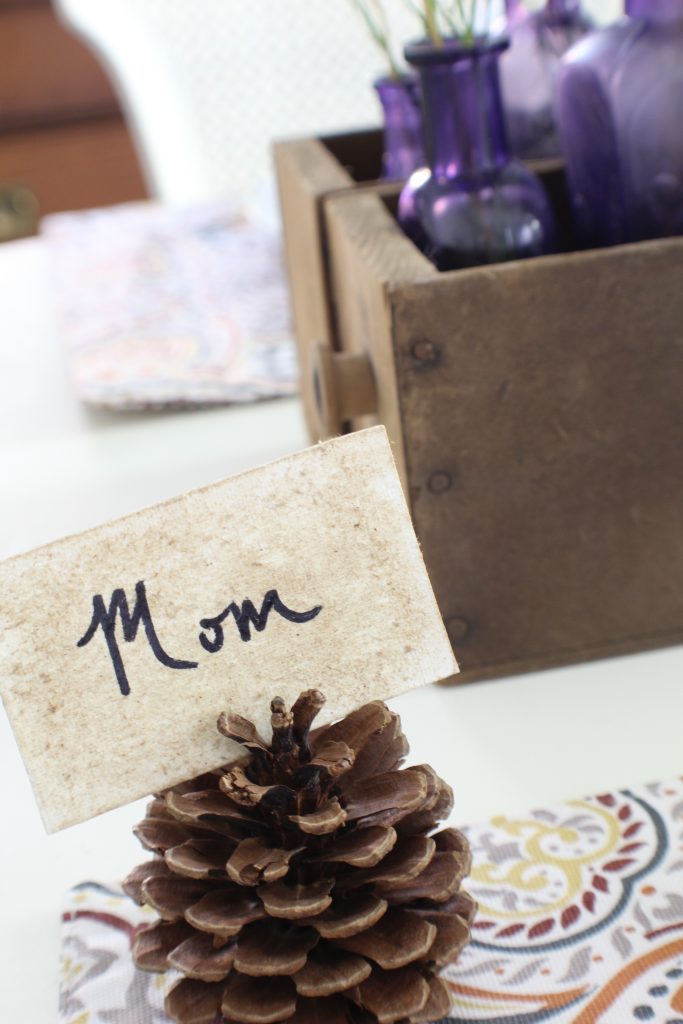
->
1 237 681 1023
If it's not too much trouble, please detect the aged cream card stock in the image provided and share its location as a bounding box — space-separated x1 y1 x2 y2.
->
0 427 457 832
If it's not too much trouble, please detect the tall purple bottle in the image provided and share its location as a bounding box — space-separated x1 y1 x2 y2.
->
373 75 425 180
557 0 683 247
500 0 593 159
398 38 556 271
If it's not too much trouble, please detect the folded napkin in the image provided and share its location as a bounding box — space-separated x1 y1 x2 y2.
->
42 200 298 411
59 776 683 1023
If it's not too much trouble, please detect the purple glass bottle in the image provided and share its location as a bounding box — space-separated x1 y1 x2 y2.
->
373 74 425 180
398 38 556 272
500 0 593 159
557 0 683 247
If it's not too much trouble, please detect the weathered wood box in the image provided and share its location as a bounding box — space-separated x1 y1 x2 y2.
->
274 129 683 680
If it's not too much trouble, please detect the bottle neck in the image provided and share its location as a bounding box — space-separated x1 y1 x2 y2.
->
415 45 509 179
627 0 683 20
374 76 421 145
373 76 424 178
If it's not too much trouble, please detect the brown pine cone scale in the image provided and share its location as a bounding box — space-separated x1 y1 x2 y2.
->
125 691 475 1024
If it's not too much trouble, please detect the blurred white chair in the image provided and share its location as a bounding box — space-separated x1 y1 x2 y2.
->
53 0 425 206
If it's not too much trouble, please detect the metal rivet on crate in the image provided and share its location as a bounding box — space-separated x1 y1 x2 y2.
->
446 617 470 642
410 338 441 366
428 471 452 494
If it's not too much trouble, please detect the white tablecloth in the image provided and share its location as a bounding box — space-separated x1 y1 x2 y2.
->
0 237 681 1023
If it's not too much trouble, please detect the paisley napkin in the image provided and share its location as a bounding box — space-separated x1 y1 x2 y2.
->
42 200 298 411
59 776 683 1023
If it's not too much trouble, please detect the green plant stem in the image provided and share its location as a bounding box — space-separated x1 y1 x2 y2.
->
400 0 429 33
484 0 492 34
453 0 469 34
440 5 460 34
423 0 443 45
467 0 477 43
349 0 403 78
400 0 490 50
446 0 483 43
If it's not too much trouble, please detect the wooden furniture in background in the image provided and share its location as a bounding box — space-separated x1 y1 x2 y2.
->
0 0 146 240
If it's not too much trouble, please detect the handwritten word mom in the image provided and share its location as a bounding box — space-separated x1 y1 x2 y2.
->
77 580 322 696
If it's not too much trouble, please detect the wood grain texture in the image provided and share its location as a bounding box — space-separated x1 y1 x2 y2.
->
0 5 119 130
274 131 406 441
324 190 435 492
0 117 147 215
274 137 355 437
390 237 683 673
0 2 146 220
0 428 456 832
311 343 377 437
278 137 683 679
0 0 51 9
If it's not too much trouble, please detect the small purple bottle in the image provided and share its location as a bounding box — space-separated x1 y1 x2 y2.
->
373 74 425 180
398 37 556 271
557 0 683 247
500 0 594 159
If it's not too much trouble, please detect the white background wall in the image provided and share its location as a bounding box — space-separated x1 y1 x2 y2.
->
58 0 625 203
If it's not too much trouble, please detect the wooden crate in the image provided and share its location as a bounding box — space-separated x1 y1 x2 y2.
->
274 131 683 680
274 129 389 437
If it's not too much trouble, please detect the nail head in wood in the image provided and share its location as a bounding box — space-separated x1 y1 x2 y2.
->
428 471 453 494
446 617 471 642
410 338 441 367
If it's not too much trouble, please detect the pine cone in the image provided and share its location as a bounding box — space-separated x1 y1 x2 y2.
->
124 691 476 1024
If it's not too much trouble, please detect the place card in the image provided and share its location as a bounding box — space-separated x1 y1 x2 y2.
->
0 426 457 832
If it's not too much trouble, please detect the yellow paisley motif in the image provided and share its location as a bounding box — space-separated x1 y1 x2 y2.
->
61 954 86 985
471 800 623 919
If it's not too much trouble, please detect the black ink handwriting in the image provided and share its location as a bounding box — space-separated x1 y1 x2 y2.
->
77 580 198 696
199 589 322 653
